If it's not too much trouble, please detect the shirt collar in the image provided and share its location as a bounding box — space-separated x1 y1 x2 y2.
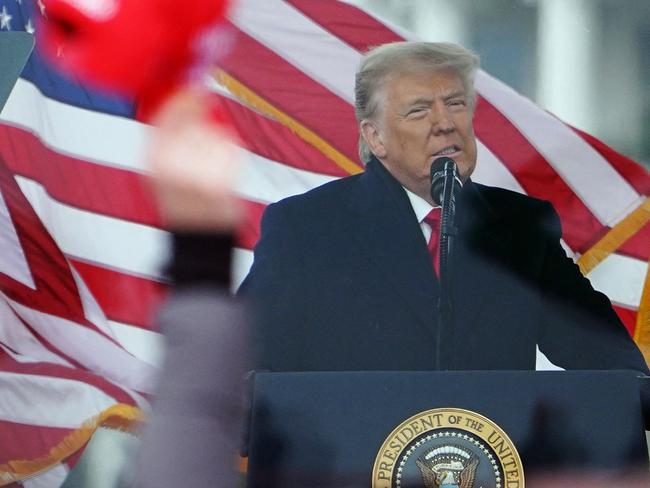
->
403 187 437 223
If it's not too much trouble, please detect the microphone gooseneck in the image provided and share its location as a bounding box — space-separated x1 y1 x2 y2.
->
429 156 461 370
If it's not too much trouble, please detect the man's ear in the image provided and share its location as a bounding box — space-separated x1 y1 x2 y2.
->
360 120 387 159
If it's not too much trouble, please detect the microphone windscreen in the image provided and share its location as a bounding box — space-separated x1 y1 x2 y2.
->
430 157 457 205
430 157 455 182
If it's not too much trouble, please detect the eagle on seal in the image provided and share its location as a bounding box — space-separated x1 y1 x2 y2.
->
415 444 479 488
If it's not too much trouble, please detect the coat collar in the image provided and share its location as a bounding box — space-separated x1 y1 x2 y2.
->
348 157 439 332
347 157 514 336
354 156 507 242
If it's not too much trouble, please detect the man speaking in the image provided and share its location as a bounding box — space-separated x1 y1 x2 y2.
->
239 42 647 374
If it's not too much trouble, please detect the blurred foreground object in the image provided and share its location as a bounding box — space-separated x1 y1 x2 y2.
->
37 0 232 120
136 92 248 486
134 289 249 488
37 0 244 229
147 88 243 232
27 1 247 486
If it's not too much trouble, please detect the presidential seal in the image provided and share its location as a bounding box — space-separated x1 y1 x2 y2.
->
372 408 524 488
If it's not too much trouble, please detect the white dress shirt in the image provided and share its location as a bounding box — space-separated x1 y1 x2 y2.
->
403 187 439 243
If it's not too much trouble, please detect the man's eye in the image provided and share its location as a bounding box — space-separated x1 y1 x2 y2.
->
448 99 466 107
407 108 427 116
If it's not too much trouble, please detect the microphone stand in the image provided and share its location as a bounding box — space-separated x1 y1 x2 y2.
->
431 160 458 370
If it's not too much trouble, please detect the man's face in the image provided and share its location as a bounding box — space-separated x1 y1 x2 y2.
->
362 69 477 203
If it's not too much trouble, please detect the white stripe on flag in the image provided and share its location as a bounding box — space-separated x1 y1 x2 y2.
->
535 346 564 371
232 248 254 290
16 176 170 280
0 188 36 289
586 253 647 309
109 320 166 367
474 141 526 194
6 297 158 393
15 157 333 280
1 79 150 172
230 0 361 104
70 266 114 337
0 298 73 367
0 372 118 428
21 463 69 488
475 71 642 226
236 152 337 204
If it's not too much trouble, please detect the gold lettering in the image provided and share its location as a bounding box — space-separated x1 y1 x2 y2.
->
448 414 463 424
421 415 434 430
487 431 500 444
377 470 390 480
464 418 484 432
487 431 512 457
397 427 415 445
506 468 520 479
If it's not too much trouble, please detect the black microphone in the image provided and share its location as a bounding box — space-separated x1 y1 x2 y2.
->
429 157 461 370
429 156 462 207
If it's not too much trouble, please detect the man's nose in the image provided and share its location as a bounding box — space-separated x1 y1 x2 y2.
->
429 104 455 134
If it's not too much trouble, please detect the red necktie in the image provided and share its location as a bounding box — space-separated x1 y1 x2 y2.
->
424 208 441 278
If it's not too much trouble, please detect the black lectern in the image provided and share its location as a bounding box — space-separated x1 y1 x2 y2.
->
246 370 647 487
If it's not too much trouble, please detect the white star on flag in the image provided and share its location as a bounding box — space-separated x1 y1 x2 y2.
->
25 17 34 34
0 5 13 30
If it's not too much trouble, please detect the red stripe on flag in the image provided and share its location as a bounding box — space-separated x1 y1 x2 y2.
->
0 155 127 347
69 259 167 330
220 24 360 164
0 350 137 405
0 123 162 228
284 0 403 52
219 96 348 177
0 155 87 323
572 126 650 195
0 420 72 464
473 96 606 253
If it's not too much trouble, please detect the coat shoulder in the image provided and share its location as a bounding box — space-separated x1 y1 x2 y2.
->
470 182 560 240
472 182 554 218
269 173 363 216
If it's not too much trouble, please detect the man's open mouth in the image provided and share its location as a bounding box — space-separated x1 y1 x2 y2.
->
433 145 459 157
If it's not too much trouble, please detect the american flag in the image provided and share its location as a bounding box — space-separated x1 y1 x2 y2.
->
0 0 648 486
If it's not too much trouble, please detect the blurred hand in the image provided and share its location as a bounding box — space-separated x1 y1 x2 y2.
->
147 88 244 232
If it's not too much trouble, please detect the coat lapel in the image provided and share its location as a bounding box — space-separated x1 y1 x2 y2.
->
348 158 439 332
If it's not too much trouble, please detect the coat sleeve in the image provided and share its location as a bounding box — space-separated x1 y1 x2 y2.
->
237 202 311 371
536 202 648 373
